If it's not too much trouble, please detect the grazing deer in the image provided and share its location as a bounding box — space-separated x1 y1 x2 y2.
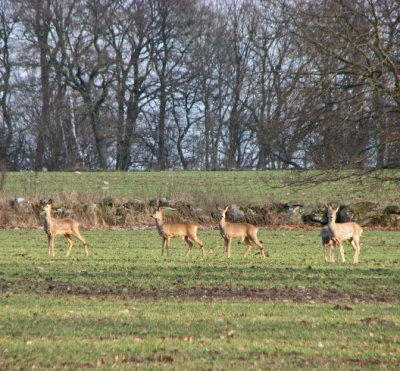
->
42 199 89 257
326 206 363 264
320 225 335 262
217 206 267 259
150 206 205 256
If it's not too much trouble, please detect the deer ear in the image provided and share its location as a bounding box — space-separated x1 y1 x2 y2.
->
47 199 53 205
224 206 229 212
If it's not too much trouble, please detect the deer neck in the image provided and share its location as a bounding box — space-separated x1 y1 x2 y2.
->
218 217 226 233
154 217 164 234
43 209 53 232
327 214 337 230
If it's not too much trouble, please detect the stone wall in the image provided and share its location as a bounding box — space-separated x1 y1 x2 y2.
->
3 197 400 229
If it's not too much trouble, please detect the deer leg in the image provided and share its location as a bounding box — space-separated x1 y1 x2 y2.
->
73 229 89 256
330 243 335 263
327 241 335 263
254 238 267 259
161 237 167 256
248 235 266 258
184 236 193 256
200 242 206 256
221 235 228 254
243 237 253 257
84 243 89 257
166 237 171 256
224 238 231 258
350 239 357 264
50 235 55 257
323 241 330 262
192 235 205 256
228 238 233 258
324 243 329 262
65 234 74 257
349 238 360 264
47 234 52 256
336 240 345 263
322 243 330 263
355 238 361 264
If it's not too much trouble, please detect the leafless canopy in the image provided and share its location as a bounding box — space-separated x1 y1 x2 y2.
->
0 0 398 171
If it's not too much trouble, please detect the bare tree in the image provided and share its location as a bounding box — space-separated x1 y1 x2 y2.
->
170 85 202 169
283 0 400 168
15 0 54 170
188 2 227 170
245 1 309 169
0 0 16 169
107 0 153 170
2 0 399 172
146 0 197 170
56 0 114 169
219 0 255 169
14 0 77 170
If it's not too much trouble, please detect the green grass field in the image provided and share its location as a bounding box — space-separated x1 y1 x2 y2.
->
1 228 399 369
2 170 400 206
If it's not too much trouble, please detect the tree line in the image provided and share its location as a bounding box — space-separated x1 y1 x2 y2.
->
1 0 399 171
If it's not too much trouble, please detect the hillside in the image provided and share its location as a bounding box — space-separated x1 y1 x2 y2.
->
1 170 399 229
2 170 399 206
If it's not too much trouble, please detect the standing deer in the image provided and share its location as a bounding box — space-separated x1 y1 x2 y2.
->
217 206 267 259
150 206 205 256
326 206 363 264
42 199 89 257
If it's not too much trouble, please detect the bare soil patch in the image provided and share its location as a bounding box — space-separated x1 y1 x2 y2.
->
1 278 398 303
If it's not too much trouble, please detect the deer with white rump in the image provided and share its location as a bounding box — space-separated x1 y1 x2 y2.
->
150 204 205 256
217 206 267 259
325 206 363 264
42 199 89 257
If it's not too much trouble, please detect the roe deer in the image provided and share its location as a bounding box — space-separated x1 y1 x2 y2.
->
150 206 205 256
43 199 89 257
217 206 267 259
320 225 335 262
327 206 363 264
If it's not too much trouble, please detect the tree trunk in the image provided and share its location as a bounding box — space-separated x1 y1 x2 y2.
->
91 109 107 169
33 0 52 171
158 81 167 170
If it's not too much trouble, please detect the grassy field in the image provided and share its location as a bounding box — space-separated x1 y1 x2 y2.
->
1 170 400 206
1 228 399 369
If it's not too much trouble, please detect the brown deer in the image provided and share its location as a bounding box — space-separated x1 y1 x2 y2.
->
42 199 89 257
326 206 363 264
150 206 205 256
217 206 267 259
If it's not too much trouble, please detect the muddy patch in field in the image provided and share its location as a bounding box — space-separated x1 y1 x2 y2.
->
1 278 399 303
